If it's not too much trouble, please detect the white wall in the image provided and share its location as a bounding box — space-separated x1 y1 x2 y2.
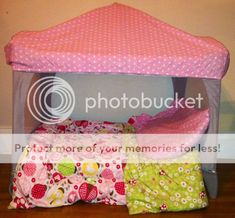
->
52 74 173 122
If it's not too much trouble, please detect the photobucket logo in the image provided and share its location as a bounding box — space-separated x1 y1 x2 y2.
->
27 76 75 124
85 92 203 113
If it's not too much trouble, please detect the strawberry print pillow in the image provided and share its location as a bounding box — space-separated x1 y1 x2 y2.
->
9 119 133 209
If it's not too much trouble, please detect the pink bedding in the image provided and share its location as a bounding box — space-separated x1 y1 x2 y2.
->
5 3 229 79
128 101 209 159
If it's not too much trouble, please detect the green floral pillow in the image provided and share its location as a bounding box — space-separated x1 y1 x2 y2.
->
124 152 208 215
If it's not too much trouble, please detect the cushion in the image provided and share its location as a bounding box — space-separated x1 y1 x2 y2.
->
128 101 209 159
124 152 208 215
9 119 135 209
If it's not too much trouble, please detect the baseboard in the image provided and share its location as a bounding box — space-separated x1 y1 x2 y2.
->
0 127 12 163
0 127 12 133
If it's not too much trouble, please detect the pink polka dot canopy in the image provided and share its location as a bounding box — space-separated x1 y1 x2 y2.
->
5 3 229 79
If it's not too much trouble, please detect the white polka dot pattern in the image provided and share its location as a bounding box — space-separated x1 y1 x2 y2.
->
4 3 229 79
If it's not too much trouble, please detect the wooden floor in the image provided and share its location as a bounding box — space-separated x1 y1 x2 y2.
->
1 164 235 218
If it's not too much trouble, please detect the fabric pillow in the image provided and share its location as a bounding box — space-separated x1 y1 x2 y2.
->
128 100 209 134
137 107 209 134
9 119 134 209
128 101 209 160
124 151 208 215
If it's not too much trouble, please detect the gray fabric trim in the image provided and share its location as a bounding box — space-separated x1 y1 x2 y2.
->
201 79 221 172
13 71 34 133
172 77 187 98
201 78 221 198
